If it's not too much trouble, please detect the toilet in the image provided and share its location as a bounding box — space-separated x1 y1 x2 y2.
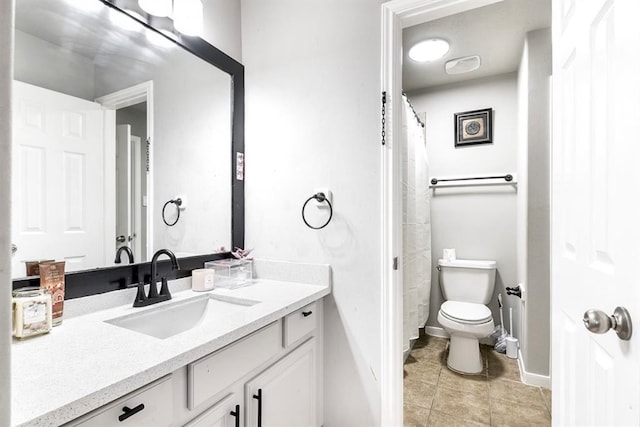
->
437 258 497 374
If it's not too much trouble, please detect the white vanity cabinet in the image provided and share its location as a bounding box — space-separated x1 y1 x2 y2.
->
182 302 322 427
62 299 323 427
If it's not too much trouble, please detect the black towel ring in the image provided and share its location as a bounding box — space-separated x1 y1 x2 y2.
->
162 198 182 226
302 193 333 230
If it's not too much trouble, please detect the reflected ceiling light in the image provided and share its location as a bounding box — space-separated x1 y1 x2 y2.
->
137 0 204 37
139 0 173 17
174 0 204 37
445 55 481 74
109 8 142 32
408 39 450 62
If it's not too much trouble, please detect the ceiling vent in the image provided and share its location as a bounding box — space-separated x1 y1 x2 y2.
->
445 56 481 75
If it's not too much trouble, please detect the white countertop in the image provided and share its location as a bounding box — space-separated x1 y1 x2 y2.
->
11 275 330 427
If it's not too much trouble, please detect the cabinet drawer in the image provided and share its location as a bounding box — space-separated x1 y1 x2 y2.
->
283 302 317 347
188 321 280 410
66 375 173 427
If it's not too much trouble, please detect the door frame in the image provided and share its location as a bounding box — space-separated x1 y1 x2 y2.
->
379 0 504 424
96 81 154 263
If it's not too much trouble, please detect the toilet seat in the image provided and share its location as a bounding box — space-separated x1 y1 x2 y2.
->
440 301 492 325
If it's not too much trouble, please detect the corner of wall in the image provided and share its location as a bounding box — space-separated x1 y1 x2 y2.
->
519 27 552 379
0 1 13 424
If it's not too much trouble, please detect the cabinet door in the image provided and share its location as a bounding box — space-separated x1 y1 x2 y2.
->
245 339 316 427
184 393 241 427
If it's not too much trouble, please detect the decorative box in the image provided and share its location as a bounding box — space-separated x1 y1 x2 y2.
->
204 259 253 289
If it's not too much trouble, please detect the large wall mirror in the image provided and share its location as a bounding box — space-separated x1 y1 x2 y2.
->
11 0 244 280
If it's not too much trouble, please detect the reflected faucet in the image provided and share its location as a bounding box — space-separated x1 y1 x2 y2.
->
133 249 180 307
114 246 134 264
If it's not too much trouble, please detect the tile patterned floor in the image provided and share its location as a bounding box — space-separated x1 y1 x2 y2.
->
404 331 552 427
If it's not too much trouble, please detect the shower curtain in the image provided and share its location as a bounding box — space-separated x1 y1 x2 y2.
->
402 95 432 353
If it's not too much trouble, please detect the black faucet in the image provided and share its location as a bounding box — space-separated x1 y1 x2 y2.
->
114 246 135 264
133 249 180 307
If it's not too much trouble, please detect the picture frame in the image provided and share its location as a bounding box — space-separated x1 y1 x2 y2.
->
454 108 493 147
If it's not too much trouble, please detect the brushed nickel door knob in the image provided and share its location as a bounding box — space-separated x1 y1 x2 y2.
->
583 307 632 341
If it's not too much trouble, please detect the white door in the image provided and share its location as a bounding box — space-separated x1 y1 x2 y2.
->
115 126 143 262
552 0 640 425
116 125 132 252
131 134 143 261
12 81 105 277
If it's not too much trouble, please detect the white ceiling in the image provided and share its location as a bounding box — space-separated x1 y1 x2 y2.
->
402 0 551 93
15 0 172 70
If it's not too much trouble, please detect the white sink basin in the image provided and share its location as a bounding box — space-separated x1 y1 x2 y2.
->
105 294 260 339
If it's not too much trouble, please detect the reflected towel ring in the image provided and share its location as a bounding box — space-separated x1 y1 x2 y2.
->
162 198 182 226
302 193 333 230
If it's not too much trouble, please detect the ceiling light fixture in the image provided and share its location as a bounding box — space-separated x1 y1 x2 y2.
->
173 0 204 37
408 39 450 62
138 0 204 37
138 0 172 17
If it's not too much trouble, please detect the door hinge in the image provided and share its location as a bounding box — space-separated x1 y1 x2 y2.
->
393 257 398 270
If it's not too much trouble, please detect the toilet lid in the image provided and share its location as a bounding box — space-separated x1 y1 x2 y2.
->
440 301 492 325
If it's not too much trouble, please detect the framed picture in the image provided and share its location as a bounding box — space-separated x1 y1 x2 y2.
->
454 108 493 147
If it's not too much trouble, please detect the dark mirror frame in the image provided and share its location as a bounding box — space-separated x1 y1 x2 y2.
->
12 0 244 299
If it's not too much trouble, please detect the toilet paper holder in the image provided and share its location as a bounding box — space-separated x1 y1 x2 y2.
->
506 285 522 298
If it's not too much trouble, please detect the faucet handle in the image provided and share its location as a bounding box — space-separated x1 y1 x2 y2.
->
159 277 171 298
133 282 147 307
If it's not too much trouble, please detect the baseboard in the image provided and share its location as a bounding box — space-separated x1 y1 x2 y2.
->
517 349 551 389
424 326 449 339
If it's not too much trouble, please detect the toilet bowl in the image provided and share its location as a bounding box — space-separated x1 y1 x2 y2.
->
437 259 497 374
438 301 494 374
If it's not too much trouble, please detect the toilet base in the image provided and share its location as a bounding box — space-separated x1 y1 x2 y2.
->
447 335 483 374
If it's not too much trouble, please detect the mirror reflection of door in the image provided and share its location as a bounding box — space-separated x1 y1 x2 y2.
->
115 125 132 256
115 102 148 263
12 81 106 277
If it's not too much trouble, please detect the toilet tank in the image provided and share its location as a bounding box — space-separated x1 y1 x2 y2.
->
438 259 497 304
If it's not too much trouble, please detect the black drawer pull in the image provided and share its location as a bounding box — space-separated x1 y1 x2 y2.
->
230 404 240 427
118 403 145 422
253 388 262 427
302 311 313 317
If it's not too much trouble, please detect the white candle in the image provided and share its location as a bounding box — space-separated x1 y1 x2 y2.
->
191 268 215 292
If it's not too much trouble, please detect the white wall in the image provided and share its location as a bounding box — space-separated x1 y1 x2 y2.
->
517 28 551 378
407 73 520 338
0 1 13 423
203 0 242 62
241 1 382 425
